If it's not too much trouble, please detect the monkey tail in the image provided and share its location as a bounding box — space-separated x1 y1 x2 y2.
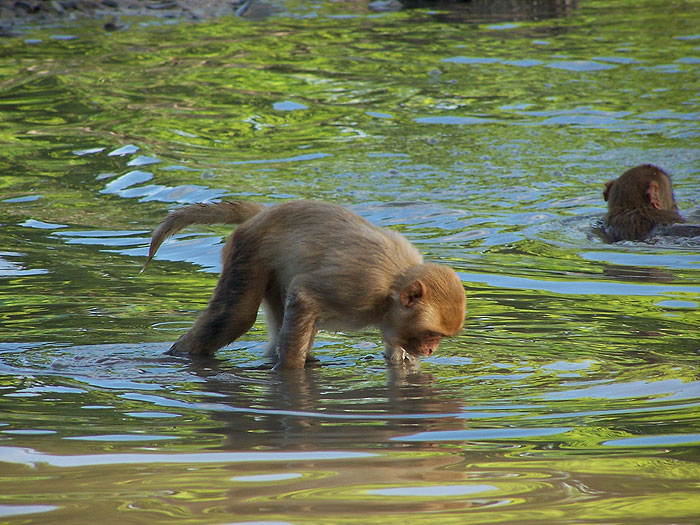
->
141 201 266 272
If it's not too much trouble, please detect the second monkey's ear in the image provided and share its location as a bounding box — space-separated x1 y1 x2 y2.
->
400 280 425 308
646 180 662 209
603 180 615 202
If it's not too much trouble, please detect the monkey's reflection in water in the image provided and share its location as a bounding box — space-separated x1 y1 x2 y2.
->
172 358 509 517
183 354 465 451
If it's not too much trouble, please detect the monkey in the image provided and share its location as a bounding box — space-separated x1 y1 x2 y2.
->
143 200 466 370
602 164 687 242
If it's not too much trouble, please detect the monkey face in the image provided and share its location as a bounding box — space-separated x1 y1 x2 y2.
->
383 327 445 363
382 265 465 362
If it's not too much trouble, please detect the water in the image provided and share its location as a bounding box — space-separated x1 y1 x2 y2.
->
1 0 699 522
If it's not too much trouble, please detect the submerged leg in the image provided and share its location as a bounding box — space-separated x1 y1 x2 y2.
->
167 236 265 358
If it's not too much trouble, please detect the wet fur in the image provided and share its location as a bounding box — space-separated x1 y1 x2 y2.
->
602 164 683 242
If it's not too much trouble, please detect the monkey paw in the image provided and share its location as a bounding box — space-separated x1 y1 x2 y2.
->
383 346 416 363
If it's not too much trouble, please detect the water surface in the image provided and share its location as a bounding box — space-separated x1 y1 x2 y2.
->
1 0 699 522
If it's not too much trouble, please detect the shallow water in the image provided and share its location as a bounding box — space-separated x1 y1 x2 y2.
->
1 0 699 522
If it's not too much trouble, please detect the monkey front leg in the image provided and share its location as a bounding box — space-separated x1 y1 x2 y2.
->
384 345 408 362
384 345 417 363
273 290 319 370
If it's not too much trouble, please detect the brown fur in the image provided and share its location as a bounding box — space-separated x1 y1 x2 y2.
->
144 200 466 369
603 164 683 242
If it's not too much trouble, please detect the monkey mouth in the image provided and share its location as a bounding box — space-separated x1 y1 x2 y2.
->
403 346 434 358
403 339 437 357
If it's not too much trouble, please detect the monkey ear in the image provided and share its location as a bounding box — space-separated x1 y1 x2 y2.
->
400 280 425 308
646 180 662 209
603 180 614 202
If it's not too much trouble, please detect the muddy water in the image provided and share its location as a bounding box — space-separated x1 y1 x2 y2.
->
1 0 699 522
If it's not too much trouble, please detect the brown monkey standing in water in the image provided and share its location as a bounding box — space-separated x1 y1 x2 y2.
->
143 200 466 369
602 164 685 242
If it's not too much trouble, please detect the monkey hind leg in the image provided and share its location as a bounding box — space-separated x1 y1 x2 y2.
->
165 337 191 357
167 266 266 359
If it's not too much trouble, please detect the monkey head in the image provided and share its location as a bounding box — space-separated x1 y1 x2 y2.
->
382 263 465 362
602 164 684 242
603 164 678 213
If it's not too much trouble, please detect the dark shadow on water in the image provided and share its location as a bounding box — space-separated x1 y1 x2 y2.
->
398 0 578 23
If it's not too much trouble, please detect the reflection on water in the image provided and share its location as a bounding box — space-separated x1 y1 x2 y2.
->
1 341 699 521
1 0 699 522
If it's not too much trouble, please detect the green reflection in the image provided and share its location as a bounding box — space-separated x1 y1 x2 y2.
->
0 0 699 523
